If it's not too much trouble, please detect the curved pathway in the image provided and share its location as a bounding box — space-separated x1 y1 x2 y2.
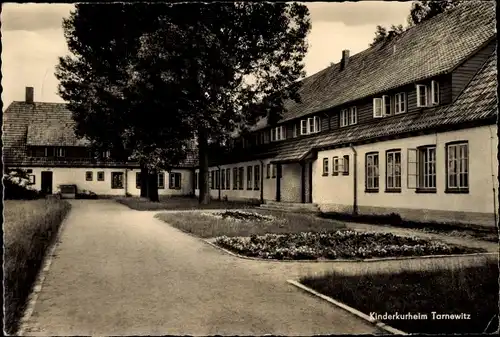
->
22 200 382 336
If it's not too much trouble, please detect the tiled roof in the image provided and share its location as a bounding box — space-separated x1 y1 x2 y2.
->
252 0 496 130
3 102 198 168
271 49 498 163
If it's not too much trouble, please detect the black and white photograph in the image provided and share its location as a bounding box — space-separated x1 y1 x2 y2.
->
2 0 498 335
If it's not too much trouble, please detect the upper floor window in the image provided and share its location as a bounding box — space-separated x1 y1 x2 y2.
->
102 150 111 158
374 92 407 118
270 125 286 142
394 93 406 114
300 116 320 135
416 80 439 108
340 107 357 127
55 147 65 157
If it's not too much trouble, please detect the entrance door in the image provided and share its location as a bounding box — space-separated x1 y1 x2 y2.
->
41 171 53 195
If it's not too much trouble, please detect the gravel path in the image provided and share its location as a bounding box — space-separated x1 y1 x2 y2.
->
22 200 381 336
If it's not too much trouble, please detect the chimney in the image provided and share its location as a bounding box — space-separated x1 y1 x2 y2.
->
340 50 350 71
25 87 34 104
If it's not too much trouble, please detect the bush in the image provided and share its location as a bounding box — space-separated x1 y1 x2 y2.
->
4 199 71 335
3 169 41 200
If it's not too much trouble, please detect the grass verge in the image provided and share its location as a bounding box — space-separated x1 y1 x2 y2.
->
301 259 499 334
4 199 71 335
154 209 345 238
116 195 260 211
318 212 499 242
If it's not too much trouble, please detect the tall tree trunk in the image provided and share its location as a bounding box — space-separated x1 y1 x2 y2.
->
147 169 159 202
140 162 148 198
198 129 210 204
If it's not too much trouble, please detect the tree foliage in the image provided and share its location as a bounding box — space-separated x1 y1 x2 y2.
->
371 0 462 46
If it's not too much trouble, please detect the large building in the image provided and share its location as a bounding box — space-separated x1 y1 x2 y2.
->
3 1 497 226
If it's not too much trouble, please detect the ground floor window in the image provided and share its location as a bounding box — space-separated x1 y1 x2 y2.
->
215 170 220 189
169 172 181 189
271 164 276 178
446 142 468 192
247 166 253 190
221 169 226 190
254 165 260 190
343 155 350 175
238 167 244 190
408 146 436 191
158 172 165 189
86 171 93 181
194 172 199 190
226 168 230 189
111 172 124 189
365 152 379 191
136 172 141 188
233 168 238 190
266 163 271 179
28 174 36 185
322 158 329 175
97 171 105 182
210 170 215 189
386 150 401 191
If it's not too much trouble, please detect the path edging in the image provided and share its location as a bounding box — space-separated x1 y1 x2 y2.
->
287 279 408 335
17 208 72 336
203 239 496 263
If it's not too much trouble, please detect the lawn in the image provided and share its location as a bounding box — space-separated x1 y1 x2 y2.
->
155 209 346 238
117 195 260 211
4 199 71 335
300 259 499 334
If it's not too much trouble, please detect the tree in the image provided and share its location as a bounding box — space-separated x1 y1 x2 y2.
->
137 3 311 204
56 4 193 201
370 24 404 47
408 0 463 26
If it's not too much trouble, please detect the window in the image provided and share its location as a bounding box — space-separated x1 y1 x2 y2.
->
416 81 439 107
111 172 124 189
446 142 468 192
271 126 286 142
407 146 436 191
343 155 350 175
169 172 181 189
226 168 230 190
215 169 220 189
322 158 329 176
332 156 345 176
55 147 65 157
341 108 357 127
254 165 260 190
373 98 383 118
136 172 141 188
86 171 93 181
195 172 199 190
394 93 406 114
271 164 277 178
210 170 215 189
365 153 379 191
266 164 271 179
247 166 253 190
158 172 165 189
238 167 244 190
386 150 401 191
382 95 391 116
221 169 226 190
102 150 111 158
233 168 238 189
97 171 105 182
300 116 320 135
28 174 35 185
293 124 298 138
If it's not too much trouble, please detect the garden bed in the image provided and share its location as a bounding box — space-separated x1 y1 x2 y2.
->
300 260 499 334
117 196 259 211
155 209 345 238
214 230 485 260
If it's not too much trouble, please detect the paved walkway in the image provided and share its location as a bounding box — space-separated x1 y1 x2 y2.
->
23 200 382 336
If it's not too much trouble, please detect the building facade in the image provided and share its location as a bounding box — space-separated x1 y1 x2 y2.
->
3 1 497 226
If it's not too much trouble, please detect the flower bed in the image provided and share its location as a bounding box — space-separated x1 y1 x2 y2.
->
200 210 279 222
214 230 484 260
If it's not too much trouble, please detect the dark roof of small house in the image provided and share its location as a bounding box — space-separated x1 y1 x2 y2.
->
3 101 198 168
250 0 496 131
211 49 497 166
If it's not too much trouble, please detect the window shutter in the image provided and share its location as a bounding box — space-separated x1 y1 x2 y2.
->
382 95 391 116
407 148 418 189
431 80 439 105
373 98 382 118
301 120 307 135
416 85 427 107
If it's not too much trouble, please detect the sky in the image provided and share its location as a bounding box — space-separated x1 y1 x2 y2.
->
1 1 412 108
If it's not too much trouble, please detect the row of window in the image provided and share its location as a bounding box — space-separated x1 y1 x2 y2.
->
84 171 182 189
363 141 468 193
322 155 350 175
35 147 111 159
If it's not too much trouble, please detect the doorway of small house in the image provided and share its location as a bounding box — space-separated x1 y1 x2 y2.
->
41 171 53 195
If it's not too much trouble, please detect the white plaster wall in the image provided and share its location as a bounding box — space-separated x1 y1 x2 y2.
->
314 125 498 215
18 167 194 196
